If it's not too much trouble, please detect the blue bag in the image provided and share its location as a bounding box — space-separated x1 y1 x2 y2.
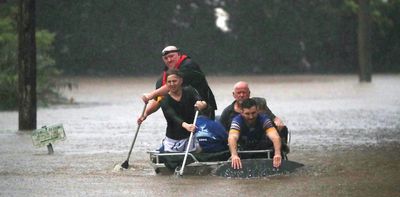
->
195 116 229 153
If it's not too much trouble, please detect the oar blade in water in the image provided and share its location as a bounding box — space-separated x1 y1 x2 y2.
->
214 159 304 178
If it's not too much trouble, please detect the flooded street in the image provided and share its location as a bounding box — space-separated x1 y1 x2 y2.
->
1 74 399 196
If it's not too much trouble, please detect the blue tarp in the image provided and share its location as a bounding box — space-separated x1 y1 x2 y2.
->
195 116 228 153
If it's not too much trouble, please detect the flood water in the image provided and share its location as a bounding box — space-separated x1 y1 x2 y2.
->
1 74 399 196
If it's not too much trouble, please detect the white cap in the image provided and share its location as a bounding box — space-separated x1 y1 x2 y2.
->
161 46 180 56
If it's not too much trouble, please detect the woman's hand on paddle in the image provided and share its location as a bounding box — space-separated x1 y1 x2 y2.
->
231 155 242 169
194 101 207 111
137 114 147 125
273 154 282 168
182 122 196 133
141 94 151 104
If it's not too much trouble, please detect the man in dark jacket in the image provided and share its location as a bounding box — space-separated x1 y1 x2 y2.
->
141 46 217 120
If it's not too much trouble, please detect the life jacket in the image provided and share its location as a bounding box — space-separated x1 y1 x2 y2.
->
161 55 188 85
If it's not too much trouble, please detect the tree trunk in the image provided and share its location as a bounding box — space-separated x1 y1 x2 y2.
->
18 0 37 131
358 0 372 82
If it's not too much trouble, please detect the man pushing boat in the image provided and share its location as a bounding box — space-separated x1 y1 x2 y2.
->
228 98 282 169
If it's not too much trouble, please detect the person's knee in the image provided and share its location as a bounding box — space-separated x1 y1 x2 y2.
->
279 126 288 138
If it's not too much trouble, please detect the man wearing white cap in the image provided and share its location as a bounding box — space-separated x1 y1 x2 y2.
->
140 46 217 120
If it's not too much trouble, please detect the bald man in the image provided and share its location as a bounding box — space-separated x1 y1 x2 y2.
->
219 81 289 146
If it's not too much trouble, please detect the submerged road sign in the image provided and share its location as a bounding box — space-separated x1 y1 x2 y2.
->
32 124 66 147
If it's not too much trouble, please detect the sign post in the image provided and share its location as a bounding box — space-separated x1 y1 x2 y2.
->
32 124 66 154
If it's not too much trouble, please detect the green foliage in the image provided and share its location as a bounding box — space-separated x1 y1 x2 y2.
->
32 0 400 75
0 4 62 110
332 0 400 72
0 4 18 110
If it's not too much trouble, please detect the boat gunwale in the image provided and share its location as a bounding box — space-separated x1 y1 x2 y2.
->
147 149 275 169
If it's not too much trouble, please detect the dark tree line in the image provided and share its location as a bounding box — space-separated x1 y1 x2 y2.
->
13 0 400 75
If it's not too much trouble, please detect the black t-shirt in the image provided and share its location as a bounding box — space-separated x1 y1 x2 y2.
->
160 86 202 140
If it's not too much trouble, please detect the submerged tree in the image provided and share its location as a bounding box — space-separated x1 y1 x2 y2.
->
358 0 372 82
18 0 37 130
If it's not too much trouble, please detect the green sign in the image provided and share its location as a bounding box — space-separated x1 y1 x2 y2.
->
32 124 66 147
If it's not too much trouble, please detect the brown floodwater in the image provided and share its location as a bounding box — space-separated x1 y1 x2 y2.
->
0 74 399 196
